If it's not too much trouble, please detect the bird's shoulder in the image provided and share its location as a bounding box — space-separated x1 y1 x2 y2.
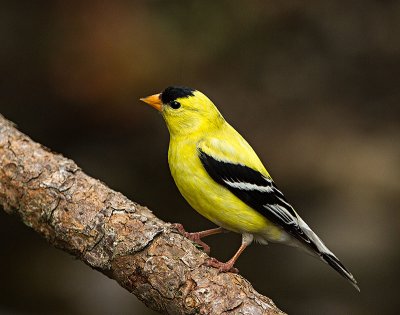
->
196 123 269 177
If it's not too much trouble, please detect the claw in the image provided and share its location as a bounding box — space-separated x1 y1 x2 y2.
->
204 257 239 273
171 223 211 255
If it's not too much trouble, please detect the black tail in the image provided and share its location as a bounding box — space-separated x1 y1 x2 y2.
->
321 253 360 291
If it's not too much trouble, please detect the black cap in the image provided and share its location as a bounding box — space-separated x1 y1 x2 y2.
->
160 86 195 104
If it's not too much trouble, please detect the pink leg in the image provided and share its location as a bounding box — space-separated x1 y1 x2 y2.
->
204 233 253 273
172 223 226 255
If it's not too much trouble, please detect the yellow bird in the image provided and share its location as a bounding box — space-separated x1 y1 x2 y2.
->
141 86 359 291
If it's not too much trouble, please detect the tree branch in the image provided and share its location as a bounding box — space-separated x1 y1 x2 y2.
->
0 114 285 315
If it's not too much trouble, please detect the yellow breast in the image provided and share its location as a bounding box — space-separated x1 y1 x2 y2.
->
168 135 280 237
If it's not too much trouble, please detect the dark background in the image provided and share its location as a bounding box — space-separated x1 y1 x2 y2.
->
1 1 399 314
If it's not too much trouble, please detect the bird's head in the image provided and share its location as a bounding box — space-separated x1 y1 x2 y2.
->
141 86 224 136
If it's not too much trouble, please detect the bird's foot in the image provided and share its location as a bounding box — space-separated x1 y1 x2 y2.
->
171 223 211 255
204 257 239 273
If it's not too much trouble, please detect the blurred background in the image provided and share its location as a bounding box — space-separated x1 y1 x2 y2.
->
1 1 399 314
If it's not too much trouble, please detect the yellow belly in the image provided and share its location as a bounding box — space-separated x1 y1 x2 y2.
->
168 138 283 240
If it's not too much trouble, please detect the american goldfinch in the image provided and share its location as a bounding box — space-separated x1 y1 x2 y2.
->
141 86 359 291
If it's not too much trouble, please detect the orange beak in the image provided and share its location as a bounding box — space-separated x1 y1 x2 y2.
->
140 93 162 111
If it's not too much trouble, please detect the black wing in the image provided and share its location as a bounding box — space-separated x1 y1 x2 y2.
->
199 149 360 290
198 148 316 248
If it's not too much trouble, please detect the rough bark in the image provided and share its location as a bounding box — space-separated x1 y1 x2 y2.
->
0 114 285 315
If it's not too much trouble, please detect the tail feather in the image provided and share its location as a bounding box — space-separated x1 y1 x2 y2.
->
296 217 360 291
321 252 360 292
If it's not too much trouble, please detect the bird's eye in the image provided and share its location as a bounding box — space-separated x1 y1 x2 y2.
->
170 100 181 109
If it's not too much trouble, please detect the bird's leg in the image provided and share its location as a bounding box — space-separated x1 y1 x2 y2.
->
172 223 226 255
205 233 253 273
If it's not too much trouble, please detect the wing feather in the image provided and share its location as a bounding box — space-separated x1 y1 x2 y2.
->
198 148 316 249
